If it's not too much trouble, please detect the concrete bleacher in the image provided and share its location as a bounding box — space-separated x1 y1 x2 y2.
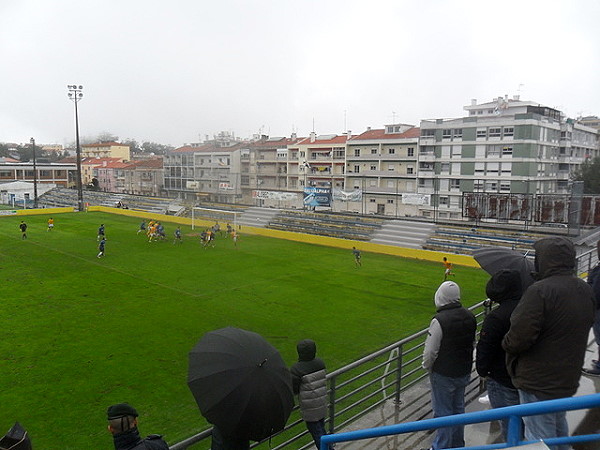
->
371 219 436 249
38 188 182 215
424 224 548 255
266 210 384 241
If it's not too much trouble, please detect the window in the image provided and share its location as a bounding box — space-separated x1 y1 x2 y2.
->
442 129 452 138
476 129 487 138
489 128 501 137
369 198 376 203
422 129 435 137
441 163 450 173
371 148 377 154
439 196 449 205
370 164 377 170
453 129 463 138
388 164 395 171
387 199 394 204
500 182 510 191
354 165 360 173
450 179 460 189
388 148 395 154
407 166 414 174
407 147 414 157
502 146 513 155
334 150 344 158
354 149 361 157
503 127 514 137
487 145 501 157
299 151 305 158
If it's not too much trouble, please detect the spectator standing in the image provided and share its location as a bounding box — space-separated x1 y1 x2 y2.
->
106 403 168 450
476 269 523 440
19 221 27 239
422 281 476 449
290 339 329 450
582 240 600 376
502 236 595 450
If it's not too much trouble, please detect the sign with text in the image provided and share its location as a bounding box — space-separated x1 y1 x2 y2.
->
303 187 331 207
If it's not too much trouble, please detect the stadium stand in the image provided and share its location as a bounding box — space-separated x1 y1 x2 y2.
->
266 210 384 241
38 187 182 215
423 224 548 255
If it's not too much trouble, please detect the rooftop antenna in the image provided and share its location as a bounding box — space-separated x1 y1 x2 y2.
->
312 117 315 132
392 111 397 123
344 109 347 133
517 83 524 94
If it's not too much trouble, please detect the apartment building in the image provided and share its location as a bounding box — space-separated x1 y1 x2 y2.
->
345 124 420 215
163 140 242 203
417 96 599 220
239 136 302 207
81 142 131 160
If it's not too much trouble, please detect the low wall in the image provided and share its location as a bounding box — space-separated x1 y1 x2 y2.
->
10 206 480 268
0 207 76 216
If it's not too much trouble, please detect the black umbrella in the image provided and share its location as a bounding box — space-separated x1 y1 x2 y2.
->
187 327 294 442
473 247 535 289
0 422 32 450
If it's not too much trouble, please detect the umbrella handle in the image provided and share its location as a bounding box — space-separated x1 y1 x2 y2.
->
258 358 267 367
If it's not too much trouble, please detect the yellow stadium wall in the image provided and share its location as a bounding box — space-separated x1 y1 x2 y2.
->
12 207 76 216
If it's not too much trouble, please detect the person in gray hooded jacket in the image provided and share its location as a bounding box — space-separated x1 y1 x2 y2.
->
290 339 329 449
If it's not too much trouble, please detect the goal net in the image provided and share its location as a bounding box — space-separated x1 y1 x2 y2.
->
191 207 240 231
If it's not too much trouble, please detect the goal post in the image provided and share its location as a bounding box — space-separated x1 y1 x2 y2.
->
191 207 240 231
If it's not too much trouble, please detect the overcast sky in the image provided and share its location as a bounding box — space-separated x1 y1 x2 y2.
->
1 0 599 148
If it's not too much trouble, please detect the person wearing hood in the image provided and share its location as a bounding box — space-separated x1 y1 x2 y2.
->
476 269 523 440
290 339 329 450
502 236 595 450
422 281 477 449
582 240 600 376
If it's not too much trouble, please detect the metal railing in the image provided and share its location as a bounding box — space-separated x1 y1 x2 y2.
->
320 393 600 450
170 300 489 449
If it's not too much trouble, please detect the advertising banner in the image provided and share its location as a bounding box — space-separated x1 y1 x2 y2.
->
402 193 430 206
252 190 299 201
303 187 331 207
332 188 362 202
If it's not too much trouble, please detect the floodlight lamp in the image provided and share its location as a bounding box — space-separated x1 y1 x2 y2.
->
78 85 83 89
30 137 34 144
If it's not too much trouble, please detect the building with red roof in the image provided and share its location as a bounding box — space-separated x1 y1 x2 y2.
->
345 124 420 215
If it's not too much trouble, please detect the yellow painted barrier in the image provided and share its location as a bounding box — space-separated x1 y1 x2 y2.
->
12 207 76 216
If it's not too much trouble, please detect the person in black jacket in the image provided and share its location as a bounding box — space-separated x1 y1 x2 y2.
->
290 339 329 450
582 240 600 376
107 403 169 450
476 269 523 440
422 281 477 450
503 237 595 450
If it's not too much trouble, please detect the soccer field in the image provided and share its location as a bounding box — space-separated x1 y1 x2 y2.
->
0 211 488 449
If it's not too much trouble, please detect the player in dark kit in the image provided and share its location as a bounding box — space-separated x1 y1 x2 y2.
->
19 221 27 239
352 247 361 268
98 224 106 241
98 237 106 258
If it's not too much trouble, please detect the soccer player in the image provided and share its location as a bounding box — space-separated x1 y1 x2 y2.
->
232 230 238 248
97 237 106 258
226 223 233 235
443 257 455 280
137 220 147 234
173 226 182 244
97 224 106 241
19 221 27 239
352 247 361 268
47 217 54 232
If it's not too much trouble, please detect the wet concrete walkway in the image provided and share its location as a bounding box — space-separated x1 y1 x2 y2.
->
336 335 599 449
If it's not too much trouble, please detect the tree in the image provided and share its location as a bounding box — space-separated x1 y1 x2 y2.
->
572 157 600 194
97 131 119 143
122 138 142 154
140 141 174 155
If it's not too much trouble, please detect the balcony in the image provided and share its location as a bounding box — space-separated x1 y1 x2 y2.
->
419 152 435 161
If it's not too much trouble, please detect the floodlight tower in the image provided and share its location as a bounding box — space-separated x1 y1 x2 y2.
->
67 84 84 211
29 137 38 208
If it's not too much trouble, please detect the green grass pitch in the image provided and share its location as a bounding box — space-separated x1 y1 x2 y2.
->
0 212 488 449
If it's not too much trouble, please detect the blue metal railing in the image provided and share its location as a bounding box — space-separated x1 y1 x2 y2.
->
320 393 600 449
